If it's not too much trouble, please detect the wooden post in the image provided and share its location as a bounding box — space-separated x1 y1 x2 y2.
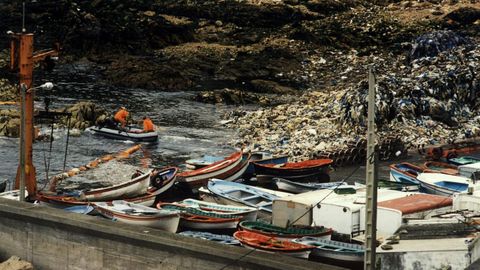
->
364 66 378 270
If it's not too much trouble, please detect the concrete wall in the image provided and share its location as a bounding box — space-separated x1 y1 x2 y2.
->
0 198 344 270
377 250 470 270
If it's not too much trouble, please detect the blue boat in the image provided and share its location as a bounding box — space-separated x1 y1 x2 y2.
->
389 163 426 185
179 231 240 245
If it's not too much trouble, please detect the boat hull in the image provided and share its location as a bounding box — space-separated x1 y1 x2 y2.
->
83 171 151 201
178 152 250 189
90 126 158 142
94 202 180 233
253 159 332 183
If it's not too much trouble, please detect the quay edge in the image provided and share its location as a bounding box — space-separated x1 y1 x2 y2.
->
0 198 345 270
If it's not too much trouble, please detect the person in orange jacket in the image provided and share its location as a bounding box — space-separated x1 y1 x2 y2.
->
142 116 155 132
114 106 129 128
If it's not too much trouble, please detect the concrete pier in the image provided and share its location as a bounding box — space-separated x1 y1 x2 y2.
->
0 198 344 270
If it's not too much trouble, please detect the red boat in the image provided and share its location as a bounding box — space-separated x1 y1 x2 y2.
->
177 151 251 189
252 159 333 183
233 231 315 259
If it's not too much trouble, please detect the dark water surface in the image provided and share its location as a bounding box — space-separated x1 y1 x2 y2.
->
0 62 240 188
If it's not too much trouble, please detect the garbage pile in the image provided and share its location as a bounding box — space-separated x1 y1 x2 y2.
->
223 31 480 163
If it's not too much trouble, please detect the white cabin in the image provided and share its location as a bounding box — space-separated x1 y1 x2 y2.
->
272 187 417 237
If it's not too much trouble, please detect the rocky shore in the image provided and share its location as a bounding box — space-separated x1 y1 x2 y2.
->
0 0 479 163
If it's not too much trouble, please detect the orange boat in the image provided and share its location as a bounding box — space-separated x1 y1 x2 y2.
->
233 231 315 259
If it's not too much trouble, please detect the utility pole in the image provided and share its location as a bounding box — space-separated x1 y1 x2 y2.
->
364 66 378 269
9 31 58 200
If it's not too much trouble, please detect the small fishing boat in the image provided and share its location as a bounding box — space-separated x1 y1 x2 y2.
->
416 173 476 196
178 231 240 245
185 155 224 169
354 180 420 192
207 179 281 213
423 161 459 175
124 167 178 206
233 231 315 259
179 198 258 221
42 170 152 203
177 151 251 189
448 156 480 166
93 200 180 233
238 220 333 240
89 125 158 142
389 162 427 185
274 178 346 194
292 237 364 267
243 151 289 180
158 203 242 229
253 159 333 183
40 168 175 208
0 190 28 201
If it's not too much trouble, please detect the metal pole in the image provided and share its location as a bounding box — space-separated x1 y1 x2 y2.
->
364 66 378 270
19 84 26 201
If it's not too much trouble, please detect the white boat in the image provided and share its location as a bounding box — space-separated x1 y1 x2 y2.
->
89 126 158 142
179 198 258 221
124 167 179 206
274 178 346 194
416 173 476 196
0 190 28 201
206 179 282 214
157 202 242 230
93 200 180 233
81 170 152 201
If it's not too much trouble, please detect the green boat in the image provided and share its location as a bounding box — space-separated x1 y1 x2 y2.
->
238 220 333 240
448 156 480 166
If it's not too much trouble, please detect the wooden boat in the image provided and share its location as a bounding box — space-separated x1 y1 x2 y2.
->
423 161 459 175
158 203 242 229
89 125 158 142
274 178 346 194
179 198 258 221
238 220 333 240
125 167 178 206
243 151 289 180
185 155 223 169
93 200 180 233
448 156 480 166
416 173 475 196
39 168 176 207
253 159 333 183
0 190 28 201
292 237 364 266
233 231 315 259
389 162 427 185
178 231 240 245
207 179 281 213
177 151 251 189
